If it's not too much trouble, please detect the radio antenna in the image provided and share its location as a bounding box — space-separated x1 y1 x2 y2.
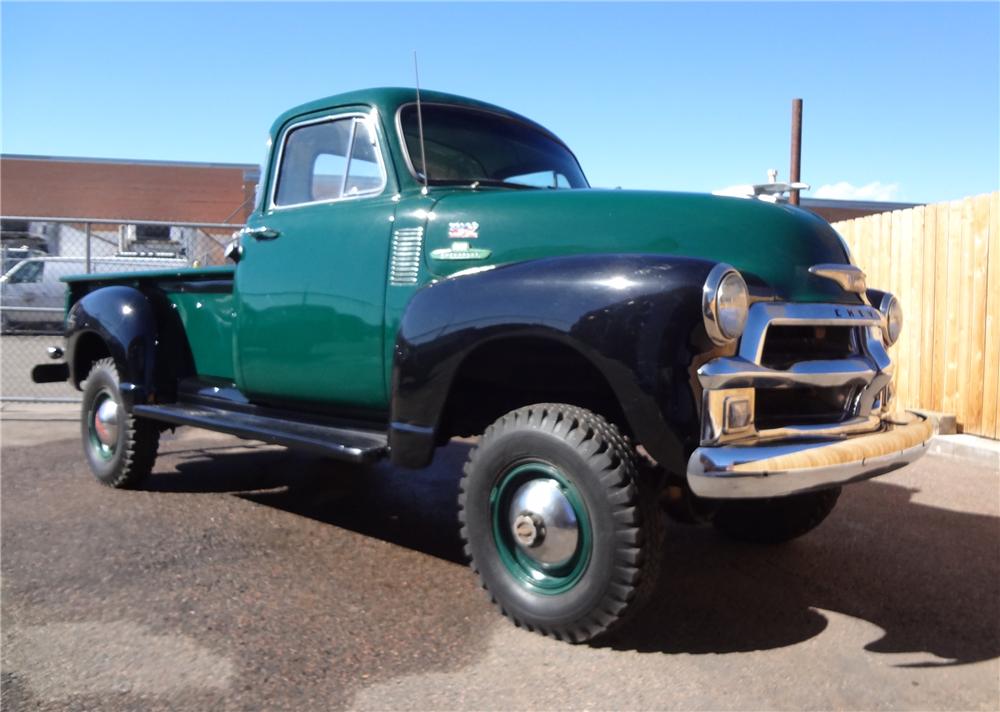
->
413 51 429 193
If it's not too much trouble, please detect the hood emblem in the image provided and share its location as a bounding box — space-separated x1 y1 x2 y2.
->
431 241 491 261
448 221 480 239
809 264 867 294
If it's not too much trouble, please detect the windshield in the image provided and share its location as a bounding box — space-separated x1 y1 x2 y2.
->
399 104 589 189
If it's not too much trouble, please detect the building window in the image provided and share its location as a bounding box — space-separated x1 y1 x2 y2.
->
135 225 171 242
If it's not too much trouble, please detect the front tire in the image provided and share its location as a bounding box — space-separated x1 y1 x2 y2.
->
458 404 663 642
712 487 841 544
80 357 160 488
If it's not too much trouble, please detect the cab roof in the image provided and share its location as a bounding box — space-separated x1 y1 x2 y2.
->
269 87 566 146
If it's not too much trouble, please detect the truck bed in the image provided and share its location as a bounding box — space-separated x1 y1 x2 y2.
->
65 265 237 381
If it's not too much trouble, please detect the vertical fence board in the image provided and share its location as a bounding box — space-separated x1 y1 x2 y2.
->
892 209 909 406
942 201 964 416
832 192 1000 438
967 196 991 433
919 205 937 408
905 207 922 407
955 199 975 427
931 204 951 413
984 193 1000 439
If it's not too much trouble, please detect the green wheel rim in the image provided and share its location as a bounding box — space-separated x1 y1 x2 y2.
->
490 461 592 595
87 390 117 461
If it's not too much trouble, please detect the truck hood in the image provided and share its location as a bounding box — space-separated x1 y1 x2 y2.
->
422 189 857 303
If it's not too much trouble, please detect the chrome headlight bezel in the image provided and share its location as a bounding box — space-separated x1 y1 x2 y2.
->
703 263 749 346
878 291 903 346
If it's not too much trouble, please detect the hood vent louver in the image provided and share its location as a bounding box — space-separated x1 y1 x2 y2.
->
389 227 424 286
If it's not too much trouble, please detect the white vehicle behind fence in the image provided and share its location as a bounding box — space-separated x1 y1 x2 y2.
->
1 255 188 332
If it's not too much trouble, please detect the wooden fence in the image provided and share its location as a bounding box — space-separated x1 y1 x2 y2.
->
832 192 1000 439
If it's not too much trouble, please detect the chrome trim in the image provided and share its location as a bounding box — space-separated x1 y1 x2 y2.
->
702 263 747 346
754 415 881 443
687 412 934 499
94 397 120 448
699 356 875 390
738 301 882 364
508 478 579 566
702 387 755 444
267 112 388 211
389 227 424 286
877 291 902 346
809 263 867 293
393 102 588 188
697 301 895 447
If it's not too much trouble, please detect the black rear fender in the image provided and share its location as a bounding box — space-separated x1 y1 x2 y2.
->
65 285 193 404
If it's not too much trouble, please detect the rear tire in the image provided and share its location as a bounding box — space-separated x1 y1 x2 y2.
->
458 404 663 642
80 357 160 488
712 487 841 544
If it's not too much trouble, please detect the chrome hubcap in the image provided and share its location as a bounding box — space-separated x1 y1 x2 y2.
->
508 478 579 566
93 397 119 448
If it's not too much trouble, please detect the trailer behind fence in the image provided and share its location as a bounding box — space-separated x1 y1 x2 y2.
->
1 216 241 402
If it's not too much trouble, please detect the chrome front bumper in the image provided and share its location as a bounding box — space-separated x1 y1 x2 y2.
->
687 411 934 499
687 301 933 499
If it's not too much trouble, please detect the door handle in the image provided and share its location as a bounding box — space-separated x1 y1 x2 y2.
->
243 226 281 241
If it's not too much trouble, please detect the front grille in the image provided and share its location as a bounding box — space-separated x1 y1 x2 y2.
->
760 325 857 370
755 385 856 430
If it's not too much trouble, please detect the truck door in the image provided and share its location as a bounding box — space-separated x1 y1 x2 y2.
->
233 110 396 411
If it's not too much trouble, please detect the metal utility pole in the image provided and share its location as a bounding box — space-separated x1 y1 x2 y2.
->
789 98 803 206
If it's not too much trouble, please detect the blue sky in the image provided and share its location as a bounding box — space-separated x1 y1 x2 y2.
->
2 2 997 203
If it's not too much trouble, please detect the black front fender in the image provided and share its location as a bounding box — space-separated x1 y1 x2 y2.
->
390 254 720 472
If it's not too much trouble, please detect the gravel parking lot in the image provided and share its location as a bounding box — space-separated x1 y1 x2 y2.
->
1 407 998 711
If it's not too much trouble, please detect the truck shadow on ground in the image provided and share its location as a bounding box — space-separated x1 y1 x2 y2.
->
150 442 999 666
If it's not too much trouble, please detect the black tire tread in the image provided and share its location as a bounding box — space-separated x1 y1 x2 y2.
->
83 357 160 489
458 403 663 643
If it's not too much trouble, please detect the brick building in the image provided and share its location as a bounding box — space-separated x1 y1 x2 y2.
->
1 154 260 267
0 154 259 223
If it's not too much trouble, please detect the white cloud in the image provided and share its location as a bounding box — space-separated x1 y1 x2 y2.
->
813 181 901 202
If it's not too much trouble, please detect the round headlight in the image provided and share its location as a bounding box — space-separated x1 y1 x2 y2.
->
703 264 749 345
880 292 903 346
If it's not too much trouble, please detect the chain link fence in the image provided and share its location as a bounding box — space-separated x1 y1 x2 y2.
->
1 216 242 401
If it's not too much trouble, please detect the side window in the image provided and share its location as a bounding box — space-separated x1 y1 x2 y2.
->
312 151 349 201
273 116 384 207
344 121 382 196
9 260 43 284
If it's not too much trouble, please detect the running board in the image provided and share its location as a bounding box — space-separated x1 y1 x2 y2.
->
132 403 388 464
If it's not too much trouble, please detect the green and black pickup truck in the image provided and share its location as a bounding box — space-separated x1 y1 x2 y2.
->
35 88 933 642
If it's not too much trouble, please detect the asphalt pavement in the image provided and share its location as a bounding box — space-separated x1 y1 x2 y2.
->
1 406 998 710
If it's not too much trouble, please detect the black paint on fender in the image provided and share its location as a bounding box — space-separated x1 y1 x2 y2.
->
64 285 195 405
390 253 726 474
